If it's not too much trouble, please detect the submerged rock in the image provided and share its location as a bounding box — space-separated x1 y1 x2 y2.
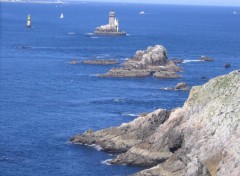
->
81 59 118 65
98 45 181 78
200 55 214 61
71 70 240 176
224 63 231 68
69 59 80 65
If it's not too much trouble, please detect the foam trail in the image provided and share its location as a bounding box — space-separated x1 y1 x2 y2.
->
182 60 201 63
121 113 138 117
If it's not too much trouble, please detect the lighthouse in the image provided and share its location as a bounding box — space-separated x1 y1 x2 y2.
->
109 11 115 27
94 11 126 35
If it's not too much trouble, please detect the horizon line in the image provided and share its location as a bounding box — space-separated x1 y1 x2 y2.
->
1 0 240 7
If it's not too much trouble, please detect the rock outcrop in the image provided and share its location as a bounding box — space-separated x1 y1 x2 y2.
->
81 59 118 65
71 70 240 176
200 55 214 62
175 82 189 90
69 59 80 65
98 45 181 78
160 82 190 91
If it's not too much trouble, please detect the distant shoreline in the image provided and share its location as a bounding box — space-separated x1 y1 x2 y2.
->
0 0 67 4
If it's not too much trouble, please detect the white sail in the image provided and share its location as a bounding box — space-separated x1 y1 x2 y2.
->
27 14 31 28
60 13 64 19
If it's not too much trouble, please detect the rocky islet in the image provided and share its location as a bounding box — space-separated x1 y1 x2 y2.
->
98 45 182 78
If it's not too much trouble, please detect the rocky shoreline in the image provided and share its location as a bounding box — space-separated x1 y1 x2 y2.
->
98 45 182 78
71 70 240 176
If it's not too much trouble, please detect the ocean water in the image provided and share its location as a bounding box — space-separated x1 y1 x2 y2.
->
0 2 239 176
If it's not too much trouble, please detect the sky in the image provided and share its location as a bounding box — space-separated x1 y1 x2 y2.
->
68 0 240 6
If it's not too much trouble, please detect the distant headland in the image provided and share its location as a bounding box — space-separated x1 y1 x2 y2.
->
0 0 66 4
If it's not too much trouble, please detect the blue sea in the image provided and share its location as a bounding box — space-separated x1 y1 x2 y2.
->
0 2 239 176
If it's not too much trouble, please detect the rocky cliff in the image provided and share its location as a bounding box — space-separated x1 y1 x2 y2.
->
98 45 181 78
71 70 240 176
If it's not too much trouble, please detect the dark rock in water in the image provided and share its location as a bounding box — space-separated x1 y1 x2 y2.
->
160 82 189 91
224 63 231 68
200 55 214 61
81 59 119 65
98 45 181 78
71 70 240 175
69 59 80 65
175 82 189 90
201 76 208 79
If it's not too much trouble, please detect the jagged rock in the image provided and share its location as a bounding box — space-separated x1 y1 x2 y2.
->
175 82 189 90
71 109 170 153
98 45 181 78
71 70 240 176
200 55 214 61
160 82 189 91
81 59 118 65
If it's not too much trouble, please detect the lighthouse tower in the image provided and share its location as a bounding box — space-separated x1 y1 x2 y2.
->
109 11 115 27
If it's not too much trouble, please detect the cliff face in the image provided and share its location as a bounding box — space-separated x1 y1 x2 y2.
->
71 70 240 176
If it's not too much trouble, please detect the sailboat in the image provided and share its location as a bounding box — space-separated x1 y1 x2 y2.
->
27 14 31 28
60 13 64 19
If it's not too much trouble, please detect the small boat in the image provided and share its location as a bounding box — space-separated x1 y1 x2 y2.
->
60 13 64 19
27 14 31 28
139 11 145 15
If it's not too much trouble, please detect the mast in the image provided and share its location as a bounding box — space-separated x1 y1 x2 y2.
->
27 14 31 28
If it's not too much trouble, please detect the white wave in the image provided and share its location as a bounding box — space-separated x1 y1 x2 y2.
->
84 144 102 151
120 122 128 127
67 32 75 35
182 60 201 63
126 34 131 36
90 36 99 39
112 98 126 103
120 58 129 61
160 87 172 90
89 74 98 77
101 159 112 165
121 113 138 117
85 33 95 36
77 74 89 76
96 54 110 59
